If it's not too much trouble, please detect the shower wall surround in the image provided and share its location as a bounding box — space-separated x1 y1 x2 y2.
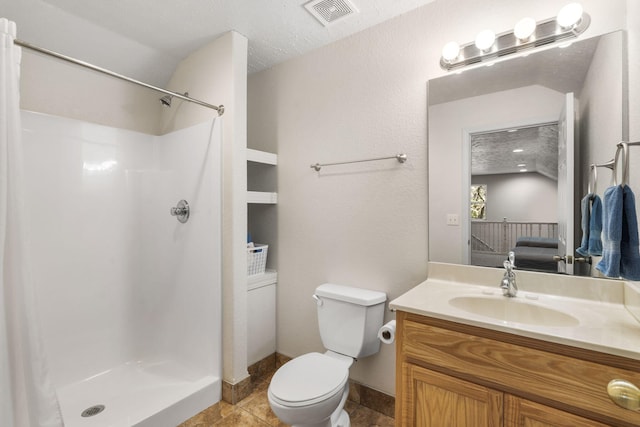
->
19 30 250 392
21 110 222 426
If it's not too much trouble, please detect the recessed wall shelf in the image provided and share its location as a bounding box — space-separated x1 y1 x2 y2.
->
247 148 278 205
246 148 278 365
248 269 278 290
247 148 278 165
247 191 278 204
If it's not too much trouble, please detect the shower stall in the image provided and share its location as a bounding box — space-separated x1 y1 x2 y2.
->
21 110 222 427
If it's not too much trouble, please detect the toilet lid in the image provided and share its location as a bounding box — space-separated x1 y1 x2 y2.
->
269 352 349 407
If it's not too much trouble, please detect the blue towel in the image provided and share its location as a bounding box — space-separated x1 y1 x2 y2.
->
620 185 640 280
588 195 603 256
576 194 591 256
596 186 623 278
577 194 603 256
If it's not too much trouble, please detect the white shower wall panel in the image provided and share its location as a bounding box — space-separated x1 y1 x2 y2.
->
132 119 221 374
22 111 154 386
21 111 221 392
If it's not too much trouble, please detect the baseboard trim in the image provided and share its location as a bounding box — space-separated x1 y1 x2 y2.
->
221 375 252 405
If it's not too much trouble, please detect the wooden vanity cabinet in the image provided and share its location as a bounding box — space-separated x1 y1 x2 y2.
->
395 311 640 427
402 362 502 426
505 395 608 427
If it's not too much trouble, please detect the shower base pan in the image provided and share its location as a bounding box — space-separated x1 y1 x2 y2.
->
57 360 220 427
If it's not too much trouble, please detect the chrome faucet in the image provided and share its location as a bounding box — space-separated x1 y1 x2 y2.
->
501 251 518 297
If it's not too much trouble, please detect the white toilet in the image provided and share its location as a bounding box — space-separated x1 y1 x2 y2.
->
268 283 387 427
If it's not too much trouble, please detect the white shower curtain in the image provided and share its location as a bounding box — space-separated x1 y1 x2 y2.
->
0 18 64 427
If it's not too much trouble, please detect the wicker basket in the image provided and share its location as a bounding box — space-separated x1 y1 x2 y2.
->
247 244 268 276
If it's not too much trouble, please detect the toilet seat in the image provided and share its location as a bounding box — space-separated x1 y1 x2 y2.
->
269 352 349 408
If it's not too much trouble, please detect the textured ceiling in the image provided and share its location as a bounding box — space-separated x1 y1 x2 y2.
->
472 124 559 179
0 0 435 86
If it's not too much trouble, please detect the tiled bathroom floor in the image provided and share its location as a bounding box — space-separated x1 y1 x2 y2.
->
180 373 395 427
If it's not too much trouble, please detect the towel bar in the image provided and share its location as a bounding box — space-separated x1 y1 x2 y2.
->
310 153 407 172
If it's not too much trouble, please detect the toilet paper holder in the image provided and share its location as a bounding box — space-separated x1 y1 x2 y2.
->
381 328 393 341
378 320 396 345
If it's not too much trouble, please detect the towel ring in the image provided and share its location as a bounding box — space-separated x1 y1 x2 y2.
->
614 142 630 187
588 164 598 194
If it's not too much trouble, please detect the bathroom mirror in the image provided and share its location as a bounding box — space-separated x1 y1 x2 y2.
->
428 30 628 277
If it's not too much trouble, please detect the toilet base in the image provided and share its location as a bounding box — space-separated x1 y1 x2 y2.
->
291 409 349 427
333 409 350 427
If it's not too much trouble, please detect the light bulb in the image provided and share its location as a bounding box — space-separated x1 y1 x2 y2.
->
514 17 536 41
441 41 460 62
557 3 583 28
475 29 496 51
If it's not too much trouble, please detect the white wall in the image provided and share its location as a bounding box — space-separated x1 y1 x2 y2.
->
19 52 162 134
579 31 624 199
430 85 564 264
628 1 640 194
161 31 250 385
2 0 174 87
472 173 558 223
248 0 628 396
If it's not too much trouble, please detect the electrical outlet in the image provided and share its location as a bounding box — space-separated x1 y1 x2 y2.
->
446 214 459 226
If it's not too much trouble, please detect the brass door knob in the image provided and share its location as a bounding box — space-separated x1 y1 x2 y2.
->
553 255 573 264
607 379 640 411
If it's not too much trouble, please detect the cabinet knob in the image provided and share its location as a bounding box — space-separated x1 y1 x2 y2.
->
607 379 640 411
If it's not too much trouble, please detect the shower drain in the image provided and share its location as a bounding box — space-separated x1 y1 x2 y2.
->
81 405 105 418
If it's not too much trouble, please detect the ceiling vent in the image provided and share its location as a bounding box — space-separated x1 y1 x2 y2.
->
304 0 359 27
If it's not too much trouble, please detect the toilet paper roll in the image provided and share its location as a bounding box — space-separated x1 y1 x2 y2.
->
377 320 396 344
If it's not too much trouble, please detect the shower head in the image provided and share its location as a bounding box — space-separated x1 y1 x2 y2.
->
160 95 173 107
159 92 188 108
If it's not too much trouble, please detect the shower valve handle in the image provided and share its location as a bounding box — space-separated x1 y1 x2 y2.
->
170 207 187 216
170 200 190 223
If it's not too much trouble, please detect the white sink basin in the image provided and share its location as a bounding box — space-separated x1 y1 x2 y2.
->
389 266 640 360
449 296 580 327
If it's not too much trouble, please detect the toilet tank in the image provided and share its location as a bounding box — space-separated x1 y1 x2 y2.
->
314 284 387 358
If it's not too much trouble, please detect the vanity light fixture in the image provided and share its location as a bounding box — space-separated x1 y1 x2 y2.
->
441 41 461 63
475 29 496 52
439 3 590 71
514 17 536 41
513 149 524 153
517 163 526 167
556 3 584 29
520 169 528 172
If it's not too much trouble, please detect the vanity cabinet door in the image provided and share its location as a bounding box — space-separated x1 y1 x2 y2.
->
505 395 609 427
400 362 502 427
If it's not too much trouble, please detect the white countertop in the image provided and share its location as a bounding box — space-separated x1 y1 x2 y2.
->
390 263 640 361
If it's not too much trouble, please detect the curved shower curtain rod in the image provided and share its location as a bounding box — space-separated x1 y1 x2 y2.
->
13 39 225 116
